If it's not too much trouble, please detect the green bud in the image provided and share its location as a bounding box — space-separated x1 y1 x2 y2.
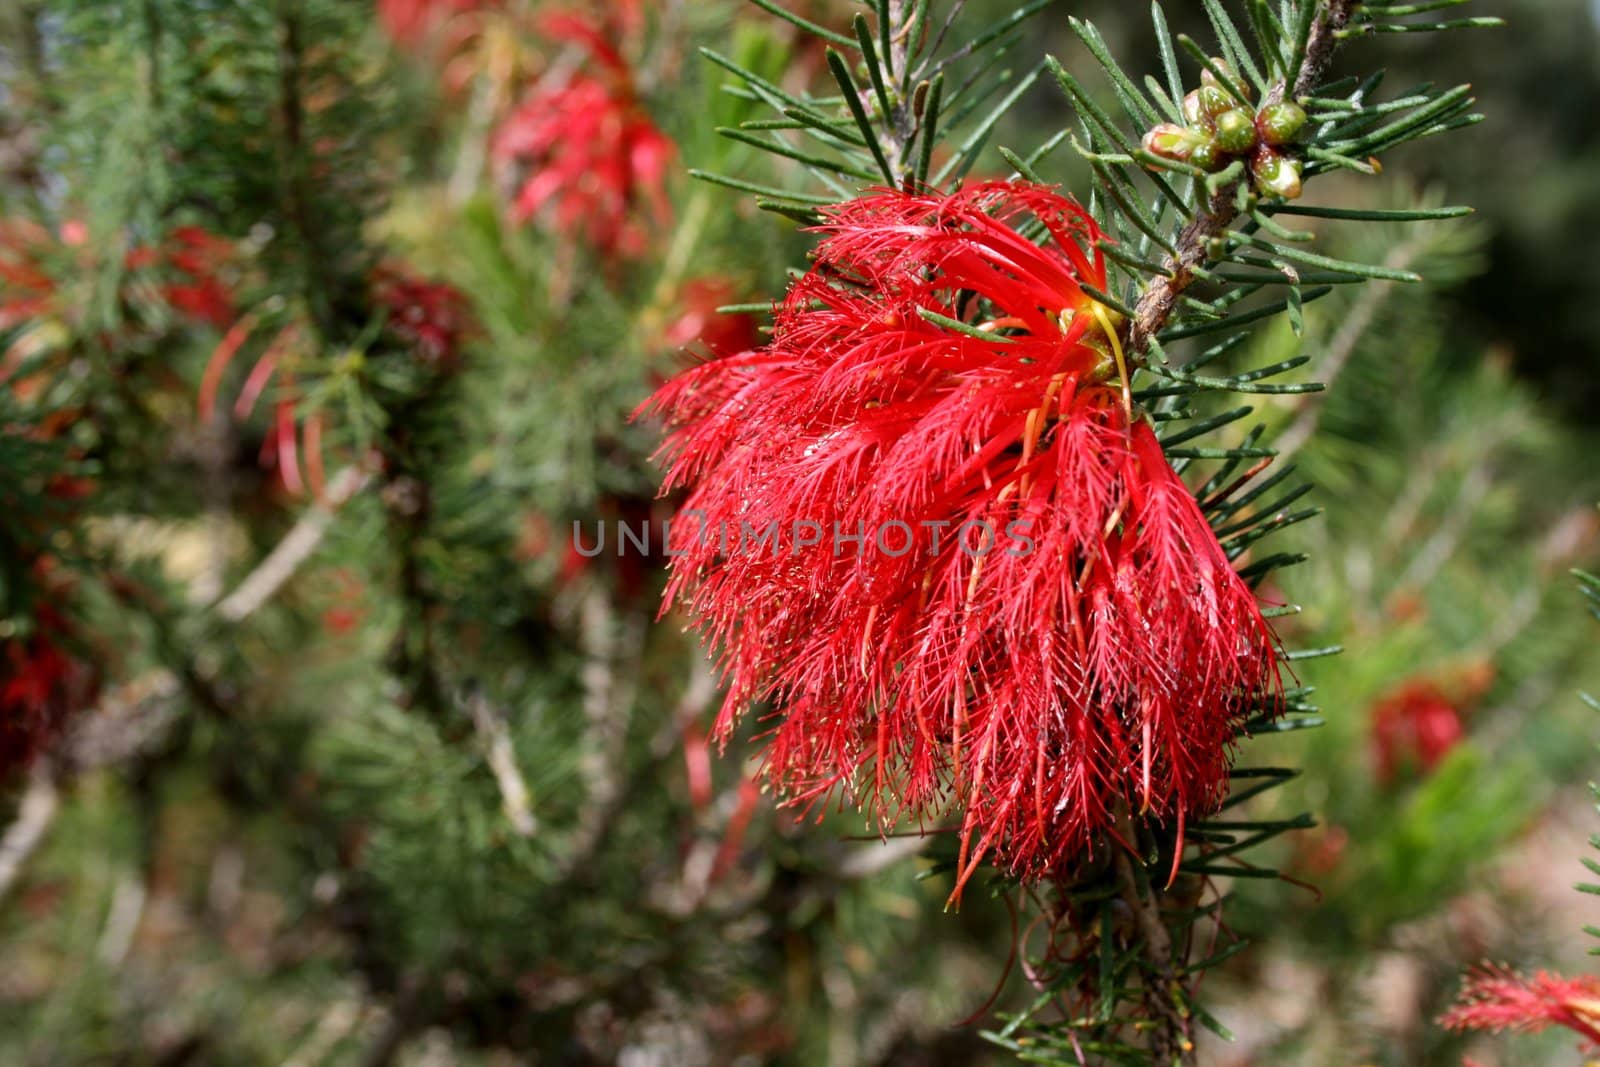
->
1189 138 1223 172
1188 86 1232 124
1213 109 1258 154
1256 101 1308 146
1251 147 1303 200
1142 122 1206 162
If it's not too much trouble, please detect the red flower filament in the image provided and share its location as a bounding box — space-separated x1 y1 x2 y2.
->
643 182 1284 895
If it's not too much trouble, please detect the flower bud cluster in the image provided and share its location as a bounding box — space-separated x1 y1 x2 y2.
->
1141 60 1308 200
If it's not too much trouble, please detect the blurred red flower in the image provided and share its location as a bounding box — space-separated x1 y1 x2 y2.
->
197 265 465 498
1369 679 1464 783
642 181 1284 896
0 219 58 336
1442 965 1600 1048
377 0 488 48
3 219 238 403
318 568 370 637
159 225 237 329
373 266 474 369
1 605 98 779
491 10 673 259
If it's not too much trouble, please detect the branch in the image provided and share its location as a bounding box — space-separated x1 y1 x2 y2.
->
465 687 537 837
886 0 916 181
1123 0 1361 361
834 834 928 879
215 465 370 623
1395 459 1492 592
63 670 183 771
556 585 646 878
283 999 368 1067
0 760 60 904
1113 844 1195 1065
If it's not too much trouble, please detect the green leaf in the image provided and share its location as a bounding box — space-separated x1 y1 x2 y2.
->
1078 282 1137 319
1144 74 1184 124
1159 406 1256 449
928 0 1052 78
918 307 1016 342
1270 203 1473 221
1177 35 1253 104
1304 145 1381 175
688 169 837 205
935 64 1043 185
1048 57 1140 155
701 47 809 112
780 107 869 149
852 15 895 125
714 128 877 180
1332 83 1475 156
1152 2 1185 106
1250 208 1315 243
1160 286 1335 341
825 48 897 184
1286 0 1319 88
1165 445 1277 459
1200 0 1267 93
1069 17 1164 129
1234 236 1422 281
1245 0 1285 77
915 73 944 187
745 0 854 47
1097 239 1174 279
1339 17 1505 37
1285 645 1343 661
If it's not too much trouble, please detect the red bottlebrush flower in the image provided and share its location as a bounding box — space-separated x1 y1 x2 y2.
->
160 225 237 329
641 182 1283 895
318 568 369 637
196 264 463 500
1442 964 1600 1048
1370 679 1465 783
4 216 236 369
197 317 328 498
1 606 98 778
1291 823 1349 876
665 279 763 360
0 219 59 335
377 0 487 48
373 266 474 369
490 12 673 260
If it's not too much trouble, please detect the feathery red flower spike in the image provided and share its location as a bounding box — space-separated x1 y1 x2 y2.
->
642 181 1284 898
1442 964 1600 1049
